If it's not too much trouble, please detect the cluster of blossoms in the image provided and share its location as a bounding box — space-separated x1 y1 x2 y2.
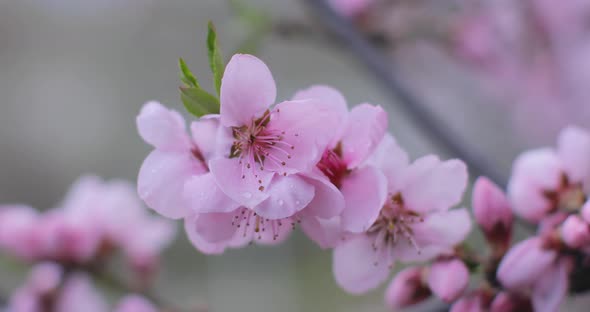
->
391 126 590 312
452 0 590 141
137 53 474 305
0 176 175 311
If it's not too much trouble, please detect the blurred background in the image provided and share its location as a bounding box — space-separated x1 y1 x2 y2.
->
0 0 588 311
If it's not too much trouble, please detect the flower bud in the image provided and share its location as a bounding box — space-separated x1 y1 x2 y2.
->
472 177 513 253
384 266 430 310
561 215 590 248
427 258 469 303
581 200 590 224
490 292 532 312
450 293 487 312
497 237 557 290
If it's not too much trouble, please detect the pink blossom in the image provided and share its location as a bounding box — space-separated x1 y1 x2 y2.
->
384 266 430 310
427 258 469 303
208 55 343 216
332 135 470 294
55 273 109 312
137 101 214 219
561 214 590 248
0 205 42 260
114 295 157 312
450 292 489 312
508 126 590 223
7 262 63 312
581 200 590 223
292 85 388 246
489 292 532 312
472 177 513 253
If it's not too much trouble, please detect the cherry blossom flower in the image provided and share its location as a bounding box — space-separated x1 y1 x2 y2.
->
332 134 470 294
427 258 469 303
384 266 430 310
472 177 513 254
508 126 590 223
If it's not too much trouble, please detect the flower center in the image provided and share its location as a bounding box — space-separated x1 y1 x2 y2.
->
316 142 349 188
229 110 298 190
367 193 424 267
543 173 587 212
230 208 298 242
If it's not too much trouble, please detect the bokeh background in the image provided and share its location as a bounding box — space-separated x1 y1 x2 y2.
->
0 0 587 311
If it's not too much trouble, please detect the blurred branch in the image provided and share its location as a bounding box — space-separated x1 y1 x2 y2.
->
301 0 507 187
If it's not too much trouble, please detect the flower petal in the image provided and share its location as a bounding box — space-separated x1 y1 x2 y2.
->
184 173 240 214
269 99 346 172
301 171 345 219
209 157 272 209
137 101 191 151
401 156 468 213
55 273 108 312
138 150 204 219
396 209 472 262
184 215 230 255
300 216 342 249
254 175 315 219
220 54 276 127
497 237 557 290
190 116 220 160
192 211 238 243
532 258 571 312
333 234 390 294
368 133 409 193
428 258 469 302
340 104 388 168
340 166 388 233
557 126 590 188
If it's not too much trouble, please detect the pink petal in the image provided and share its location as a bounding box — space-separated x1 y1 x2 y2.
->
291 85 349 146
269 99 346 171
300 171 345 219
300 216 342 249
184 173 240 214
191 211 238 243
497 237 557 290
557 126 590 188
332 234 390 294
340 166 387 233
254 175 315 219
368 133 409 193
209 157 273 209
532 258 571 312
428 258 469 302
401 156 468 213
340 104 388 168
114 295 157 312
472 176 513 233
55 273 108 312
508 149 562 222
137 101 191 151
190 116 220 160
397 209 472 262
138 150 204 219
220 54 276 127
184 214 230 255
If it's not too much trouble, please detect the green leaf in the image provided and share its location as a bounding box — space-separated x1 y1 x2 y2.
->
180 86 220 117
207 21 225 96
179 58 199 87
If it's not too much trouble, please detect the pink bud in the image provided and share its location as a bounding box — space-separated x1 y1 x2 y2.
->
427 258 469 302
27 262 63 294
581 200 590 223
490 292 532 312
497 237 557 290
472 177 513 252
384 266 430 310
450 293 487 312
561 215 590 248
114 295 158 312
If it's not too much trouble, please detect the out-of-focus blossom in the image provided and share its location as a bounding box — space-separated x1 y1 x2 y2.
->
7 262 63 312
384 266 430 310
508 126 590 223
450 291 491 312
472 176 513 253
0 176 175 269
332 134 470 294
113 295 158 312
489 292 532 312
427 258 469 303
561 215 590 248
